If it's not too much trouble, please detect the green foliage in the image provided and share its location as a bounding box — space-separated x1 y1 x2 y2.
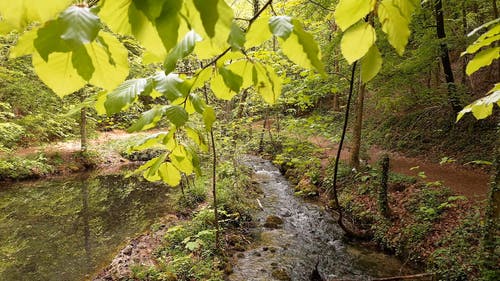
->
0 154 55 180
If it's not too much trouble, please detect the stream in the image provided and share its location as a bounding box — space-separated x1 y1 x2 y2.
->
229 156 416 281
0 170 172 281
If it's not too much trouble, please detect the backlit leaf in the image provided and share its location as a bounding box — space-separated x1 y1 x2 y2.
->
170 145 194 174
211 70 237 100
158 162 181 186
32 52 86 97
378 0 418 55
245 16 272 49
9 28 38 58
466 47 500 75
360 45 382 83
334 0 376 31
280 19 325 76
193 0 219 38
219 67 243 93
71 45 94 81
457 85 500 121
254 62 282 104
340 22 376 64
129 132 168 152
155 0 183 52
203 106 216 131
87 33 130 90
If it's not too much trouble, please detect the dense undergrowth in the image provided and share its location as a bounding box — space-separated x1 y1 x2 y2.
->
255 112 498 280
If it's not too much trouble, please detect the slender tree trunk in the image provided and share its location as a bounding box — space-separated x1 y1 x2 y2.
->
434 0 462 113
350 83 365 170
378 154 390 218
493 0 500 82
236 89 248 118
461 1 468 86
210 127 220 251
80 93 87 152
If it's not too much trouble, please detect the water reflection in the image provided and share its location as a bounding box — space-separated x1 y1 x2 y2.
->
0 172 172 281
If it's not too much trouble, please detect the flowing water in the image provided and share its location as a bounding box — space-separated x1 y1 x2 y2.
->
0 171 172 281
229 156 416 281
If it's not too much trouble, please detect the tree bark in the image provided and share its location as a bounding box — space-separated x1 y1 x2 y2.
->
350 83 365 170
434 0 462 113
378 154 390 218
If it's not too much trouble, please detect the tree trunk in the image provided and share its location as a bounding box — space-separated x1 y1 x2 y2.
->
461 1 468 86
80 92 87 152
493 0 500 82
434 0 462 113
481 121 500 278
350 83 365 170
378 154 390 218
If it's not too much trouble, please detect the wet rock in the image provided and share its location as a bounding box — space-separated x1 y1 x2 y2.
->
252 251 262 257
236 253 245 258
264 215 284 228
271 268 291 281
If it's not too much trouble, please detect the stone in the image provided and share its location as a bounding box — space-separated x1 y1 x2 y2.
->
264 215 284 229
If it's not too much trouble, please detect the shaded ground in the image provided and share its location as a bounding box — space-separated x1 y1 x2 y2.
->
309 136 490 200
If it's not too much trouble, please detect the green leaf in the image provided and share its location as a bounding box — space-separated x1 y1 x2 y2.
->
189 94 206 114
158 162 182 186
34 19 70 61
32 52 86 97
360 45 382 83
9 28 38 58
153 72 187 101
340 21 376 64
0 0 71 33
145 153 168 181
185 127 208 151
280 19 326 76
245 16 272 49
466 47 500 75
203 106 216 131
132 0 166 21
228 22 246 51
164 30 202 74
129 132 168 152
219 67 243 93
71 45 94 81
378 0 418 55
164 105 188 127
464 34 500 55
211 70 237 100
170 145 194 174
253 62 282 104
155 0 183 52
227 60 254 88
128 106 166 132
105 78 151 114
269 16 293 40
457 86 500 121
59 5 101 44
193 0 219 38
334 0 376 31
87 32 130 91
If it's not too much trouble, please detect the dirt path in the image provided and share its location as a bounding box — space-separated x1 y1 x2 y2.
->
309 136 490 200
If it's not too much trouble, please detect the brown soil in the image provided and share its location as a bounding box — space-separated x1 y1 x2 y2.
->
309 136 490 201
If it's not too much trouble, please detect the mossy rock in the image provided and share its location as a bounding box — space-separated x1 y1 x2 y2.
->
264 215 284 229
294 177 319 197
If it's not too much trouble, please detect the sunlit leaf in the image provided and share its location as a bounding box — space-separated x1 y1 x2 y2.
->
32 52 86 97
203 106 216 131
155 0 183 52
340 22 376 64
378 0 417 55
158 162 181 186
245 15 271 49
457 86 500 121
280 19 325 76
34 19 70 61
466 47 500 75
334 0 376 31
253 62 282 104
170 145 194 174
211 70 237 100
463 34 500 55
219 67 243 93
71 45 94 81
9 28 38 58
129 132 168 152
227 60 254 88
86 32 130 90
361 45 382 83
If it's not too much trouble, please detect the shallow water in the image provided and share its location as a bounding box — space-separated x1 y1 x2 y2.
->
0 172 172 281
229 156 416 281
